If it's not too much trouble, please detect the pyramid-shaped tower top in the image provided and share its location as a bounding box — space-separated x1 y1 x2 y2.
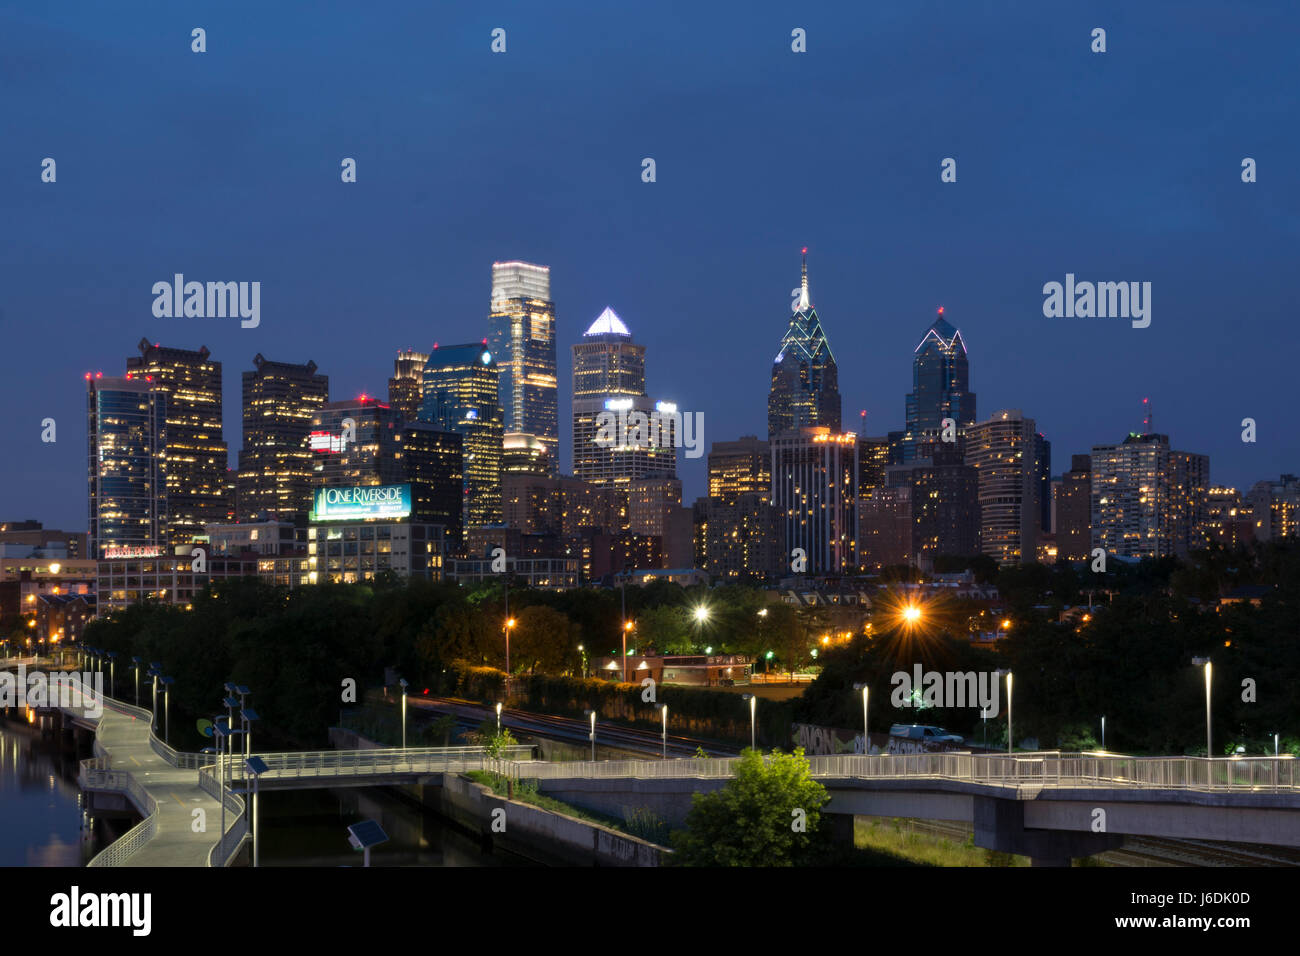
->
914 306 966 354
584 306 631 337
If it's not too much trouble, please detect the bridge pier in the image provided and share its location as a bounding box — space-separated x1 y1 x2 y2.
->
973 795 1123 866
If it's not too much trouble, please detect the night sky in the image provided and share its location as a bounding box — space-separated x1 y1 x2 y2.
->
4 1 1297 531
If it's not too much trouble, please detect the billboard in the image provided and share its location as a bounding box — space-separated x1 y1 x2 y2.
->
310 484 411 522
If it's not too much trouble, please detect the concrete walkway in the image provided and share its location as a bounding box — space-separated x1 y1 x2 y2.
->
93 706 230 866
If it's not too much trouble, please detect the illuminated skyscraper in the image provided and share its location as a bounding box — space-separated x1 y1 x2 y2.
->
311 396 403 488
1057 454 1092 561
1090 432 1209 558
967 410 1040 565
401 423 464 545
489 262 557 476
768 251 841 439
902 308 976 462
126 339 228 543
771 426 859 574
571 307 676 491
421 344 504 528
87 374 167 559
704 436 781 581
387 349 429 424
237 354 329 521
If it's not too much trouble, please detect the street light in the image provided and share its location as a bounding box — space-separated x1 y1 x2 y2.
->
245 756 268 868
584 709 596 762
1192 657 1212 758
1101 715 1106 752
148 666 161 730
161 676 175 745
622 620 634 683
106 652 117 698
495 701 503 734
131 657 142 705
504 617 516 676
740 693 757 751
577 644 586 679
995 669 1013 753
853 683 869 754
656 703 668 759
398 678 409 750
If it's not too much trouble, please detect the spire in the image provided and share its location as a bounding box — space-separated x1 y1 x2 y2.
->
796 247 811 313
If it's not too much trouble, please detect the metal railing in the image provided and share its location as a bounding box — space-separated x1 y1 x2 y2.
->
225 745 536 783
501 751 1300 795
198 767 249 866
80 757 161 868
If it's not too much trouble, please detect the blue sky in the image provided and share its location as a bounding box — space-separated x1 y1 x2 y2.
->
3 0 1297 529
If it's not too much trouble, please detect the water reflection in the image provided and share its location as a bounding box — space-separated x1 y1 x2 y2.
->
0 715 102 866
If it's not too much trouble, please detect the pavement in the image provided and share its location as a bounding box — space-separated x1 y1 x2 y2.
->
89 707 231 866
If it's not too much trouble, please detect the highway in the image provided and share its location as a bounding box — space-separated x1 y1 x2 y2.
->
408 695 740 758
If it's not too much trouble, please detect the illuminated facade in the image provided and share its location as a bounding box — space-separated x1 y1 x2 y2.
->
87 374 168 560
1246 474 1300 541
237 354 329 521
420 344 504 528
708 436 770 502
768 252 841 439
902 308 976 463
400 423 464 546
127 340 229 541
311 397 403 488
489 262 557 476
387 349 429 423
967 410 1040 565
1201 487 1256 550
1090 432 1209 559
502 473 619 536
306 520 446 584
571 308 677 489
704 436 781 581
770 426 859 574
883 439 980 569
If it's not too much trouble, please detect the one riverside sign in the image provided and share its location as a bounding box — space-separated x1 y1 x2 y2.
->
310 484 412 522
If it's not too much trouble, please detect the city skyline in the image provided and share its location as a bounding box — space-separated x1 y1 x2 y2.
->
6 2 1297 533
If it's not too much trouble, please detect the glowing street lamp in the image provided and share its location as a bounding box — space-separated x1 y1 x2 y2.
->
622 620 634 682
584 708 597 762
495 701 503 734
740 693 757 751
1192 657 1212 758
656 703 668 759
504 617 516 676
853 683 869 753
995 669 1013 753
398 678 409 750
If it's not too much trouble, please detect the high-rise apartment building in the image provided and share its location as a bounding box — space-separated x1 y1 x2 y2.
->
400 423 464 544
489 262 557 476
1090 433 1209 559
1246 475 1300 541
771 426 859 575
702 436 781 581
387 349 429 424
967 410 1040 565
768 251 841 438
1201 487 1256 550
87 374 168 559
237 354 329 521
311 397 404 488
883 439 980 569
1056 454 1092 561
421 344 504 528
126 340 228 543
902 308 976 463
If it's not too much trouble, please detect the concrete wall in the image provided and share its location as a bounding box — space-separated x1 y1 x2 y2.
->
439 773 669 866
536 776 727 828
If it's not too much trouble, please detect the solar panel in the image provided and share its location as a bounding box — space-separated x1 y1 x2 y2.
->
347 820 388 849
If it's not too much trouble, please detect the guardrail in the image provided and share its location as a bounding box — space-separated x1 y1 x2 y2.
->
503 751 1300 795
226 745 536 783
80 757 161 867
198 767 249 866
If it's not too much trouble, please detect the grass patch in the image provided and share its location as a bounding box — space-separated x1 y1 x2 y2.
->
463 771 669 844
854 818 1031 867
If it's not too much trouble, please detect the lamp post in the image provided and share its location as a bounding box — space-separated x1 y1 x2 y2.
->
741 693 756 751
1192 657 1212 758
148 666 161 730
656 703 668 759
245 756 267 868
577 644 586 679
131 657 142 706
996 669 1013 753
584 709 596 762
621 620 633 683
398 678 409 750
233 686 253 759
495 701 502 734
161 676 175 745
504 617 516 677
106 652 116 699
853 683 869 754
1101 715 1106 752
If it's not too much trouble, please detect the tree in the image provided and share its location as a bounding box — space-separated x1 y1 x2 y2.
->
671 748 830 866
511 605 572 675
635 605 693 654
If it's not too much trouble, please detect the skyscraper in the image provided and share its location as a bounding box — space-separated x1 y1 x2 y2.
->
421 344 504 528
571 307 676 489
126 340 228 543
489 262 557 476
401 423 464 545
87 374 167 559
771 426 859 575
703 436 782 581
902 308 976 462
883 439 980 569
1090 432 1209 559
967 410 1040 565
387 349 429 424
237 354 329 521
1057 454 1092 561
768 251 841 439
311 396 404 488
